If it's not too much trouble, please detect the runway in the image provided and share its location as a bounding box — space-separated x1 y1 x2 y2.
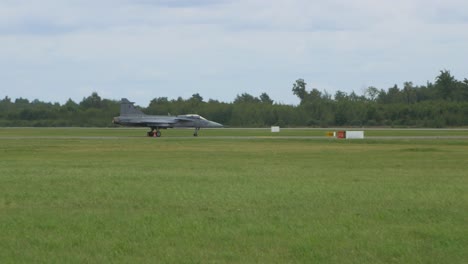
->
1 127 467 140
1 136 468 140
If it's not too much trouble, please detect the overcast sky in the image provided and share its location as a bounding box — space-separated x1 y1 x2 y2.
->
1 0 467 106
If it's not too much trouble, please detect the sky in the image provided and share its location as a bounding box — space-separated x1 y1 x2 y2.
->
1 0 467 106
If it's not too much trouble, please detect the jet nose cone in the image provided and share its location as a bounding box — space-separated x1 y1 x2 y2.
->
209 121 223 128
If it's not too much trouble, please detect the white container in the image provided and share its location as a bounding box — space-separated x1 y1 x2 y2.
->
345 131 364 139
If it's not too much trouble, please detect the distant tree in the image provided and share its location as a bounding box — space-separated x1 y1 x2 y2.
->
386 85 403 104
0 69 467 128
234 93 260 104
292 79 307 102
365 86 379 101
435 70 457 101
414 83 434 102
147 97 174 115
259 92 274 104
309 89 322 101
403 82 417 104
334 91 347 101
15 98 30 104
462 79 468 101
186 93 205 112
2 96 11 103
64 98 78 112
347 91 365 102
190 93 204 103
322 90 332 101
151 97 169 104
80 92 102 109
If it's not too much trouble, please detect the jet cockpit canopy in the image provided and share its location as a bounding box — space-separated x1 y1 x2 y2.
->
179 114 207 120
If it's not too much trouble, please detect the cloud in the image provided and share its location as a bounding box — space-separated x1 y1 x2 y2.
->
1 0 467 105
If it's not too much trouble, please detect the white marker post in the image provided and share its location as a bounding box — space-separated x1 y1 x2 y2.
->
271 126 280 133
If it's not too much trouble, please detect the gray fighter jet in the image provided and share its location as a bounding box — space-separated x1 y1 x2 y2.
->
112 98 223 137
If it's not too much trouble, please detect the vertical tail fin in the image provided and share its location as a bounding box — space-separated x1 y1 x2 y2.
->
120 98 145 116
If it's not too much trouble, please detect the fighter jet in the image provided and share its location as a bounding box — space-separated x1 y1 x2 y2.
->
112 98 223 137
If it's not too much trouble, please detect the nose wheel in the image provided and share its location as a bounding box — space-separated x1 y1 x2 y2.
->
193 127 200 137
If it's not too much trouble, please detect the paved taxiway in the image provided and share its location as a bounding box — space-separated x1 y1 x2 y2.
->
2 136 468 140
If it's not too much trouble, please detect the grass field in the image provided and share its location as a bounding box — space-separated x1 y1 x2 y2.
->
0 128 467 263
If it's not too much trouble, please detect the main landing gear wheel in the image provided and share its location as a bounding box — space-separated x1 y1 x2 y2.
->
148 130 161 137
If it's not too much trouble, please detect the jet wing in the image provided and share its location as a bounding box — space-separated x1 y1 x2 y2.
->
145 122 174 128
140 118 178 128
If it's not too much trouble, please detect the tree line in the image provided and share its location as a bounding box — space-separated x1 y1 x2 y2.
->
1 70 467 128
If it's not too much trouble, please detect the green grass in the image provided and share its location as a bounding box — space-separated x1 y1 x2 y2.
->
0 128 467 263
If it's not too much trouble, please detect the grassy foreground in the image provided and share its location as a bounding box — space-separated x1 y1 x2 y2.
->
0 129 467 263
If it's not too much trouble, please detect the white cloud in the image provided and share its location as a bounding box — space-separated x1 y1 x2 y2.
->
1 0 467 105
